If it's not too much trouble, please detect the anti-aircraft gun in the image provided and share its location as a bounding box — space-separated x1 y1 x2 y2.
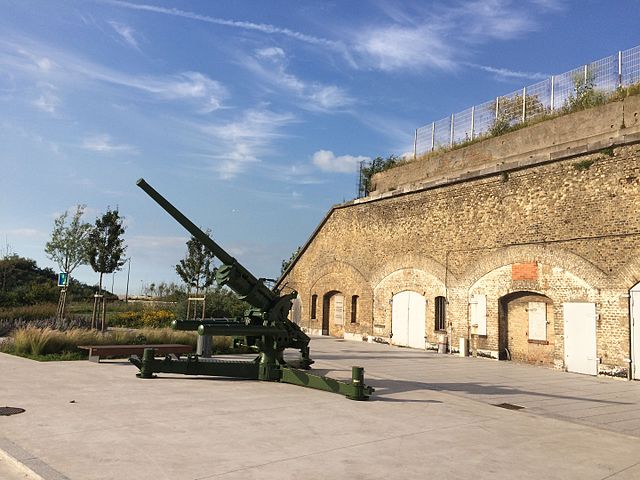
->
130 178 373 400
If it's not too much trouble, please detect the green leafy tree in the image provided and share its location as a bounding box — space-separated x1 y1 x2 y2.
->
358 155 400 197
86 208 127 293
281 246 301 275
45 205 91 278
175 232 216 294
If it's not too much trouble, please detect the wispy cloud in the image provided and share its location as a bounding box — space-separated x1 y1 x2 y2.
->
32 83 60 113
199 109 296 179
0 39 227 113
355 24 455 71
312 150 369 174
467 63 549 81
352 0 553 72
82 134 138 154
108 21 141 50
109 1 341 50
245 47 354 112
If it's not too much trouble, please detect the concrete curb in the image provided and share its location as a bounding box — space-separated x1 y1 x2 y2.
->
0 437 70 480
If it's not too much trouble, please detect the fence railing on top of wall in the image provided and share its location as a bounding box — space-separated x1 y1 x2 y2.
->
413 45 640 157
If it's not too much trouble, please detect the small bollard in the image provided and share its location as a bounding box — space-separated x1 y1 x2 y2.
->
347 366 369 401
197 334 213 358
137 348 157 379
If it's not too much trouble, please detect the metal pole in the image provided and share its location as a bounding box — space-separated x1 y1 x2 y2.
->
470 106 475 140
111 272 115 295
550 75 555 111
618 50 623 87
413 129 417 160
450 113 454 147
495 97 499 119
522 86 526 122
584 64 588 84
125 258 131 303
430 121 435 152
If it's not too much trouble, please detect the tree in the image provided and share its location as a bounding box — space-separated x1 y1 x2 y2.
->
281 246 301 275
45 205 91 276
358 155 400 197
86 208 127 293
175 232 216 294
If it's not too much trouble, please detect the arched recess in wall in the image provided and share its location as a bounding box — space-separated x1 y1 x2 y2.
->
498 291 555 364
615 255 640 291
369 252 451 288
468 259 597 364
308 261 372 336
372 267 446 344
460 244 610 291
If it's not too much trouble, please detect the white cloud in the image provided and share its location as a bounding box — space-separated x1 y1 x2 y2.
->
108 21 141 50
109 0 342 50
355 25 455 71
352 0 551 72
244 48 354 112
200 109 296 179
255 47 286 60
312 150 369 173
32 84 60 113
468 63 549 81
82 134 138 154
0 40 227 113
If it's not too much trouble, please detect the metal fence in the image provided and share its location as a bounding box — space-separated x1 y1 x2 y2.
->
414 45 640 157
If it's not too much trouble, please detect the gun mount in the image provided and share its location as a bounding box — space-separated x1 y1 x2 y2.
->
130 178 373 401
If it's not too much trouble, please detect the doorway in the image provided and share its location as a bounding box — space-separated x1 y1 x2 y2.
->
563 302 597 375
391 291 426 349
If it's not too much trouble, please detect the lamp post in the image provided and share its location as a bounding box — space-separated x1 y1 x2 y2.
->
125 258 131 303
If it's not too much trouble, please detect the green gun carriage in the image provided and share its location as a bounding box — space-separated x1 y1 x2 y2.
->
130 178 374 401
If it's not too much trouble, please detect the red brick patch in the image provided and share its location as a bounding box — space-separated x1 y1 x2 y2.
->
512 263 538 280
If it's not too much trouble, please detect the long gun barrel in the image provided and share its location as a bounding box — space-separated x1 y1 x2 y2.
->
136 178 277 311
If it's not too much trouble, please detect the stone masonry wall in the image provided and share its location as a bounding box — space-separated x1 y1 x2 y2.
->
281 102 640 376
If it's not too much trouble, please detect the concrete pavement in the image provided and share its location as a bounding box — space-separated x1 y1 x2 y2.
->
1 336 640 479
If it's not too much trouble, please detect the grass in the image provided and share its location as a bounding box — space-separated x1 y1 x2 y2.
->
0 326 198 360
0 326 249 361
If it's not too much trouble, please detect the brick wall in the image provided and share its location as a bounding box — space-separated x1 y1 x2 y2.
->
281 101 640 376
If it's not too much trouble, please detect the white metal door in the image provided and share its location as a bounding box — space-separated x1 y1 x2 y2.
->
563 302 597 375
392 291 425 349
392 291 410 346
408 293 426 349
632 286 640 380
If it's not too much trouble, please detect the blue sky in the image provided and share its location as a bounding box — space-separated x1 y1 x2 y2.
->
1 0 638 295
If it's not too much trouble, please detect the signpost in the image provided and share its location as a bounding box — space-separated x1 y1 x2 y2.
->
57 272 69 288
56 272 69 320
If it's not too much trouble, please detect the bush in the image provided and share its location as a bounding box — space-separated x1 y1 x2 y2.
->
109 309 176 329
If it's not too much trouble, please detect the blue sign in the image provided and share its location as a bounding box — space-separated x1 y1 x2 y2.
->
58 272 69 287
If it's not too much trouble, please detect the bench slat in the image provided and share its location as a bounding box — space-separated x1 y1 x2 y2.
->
78 344 193 363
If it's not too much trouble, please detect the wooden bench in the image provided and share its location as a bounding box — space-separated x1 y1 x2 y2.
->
78 344 193 363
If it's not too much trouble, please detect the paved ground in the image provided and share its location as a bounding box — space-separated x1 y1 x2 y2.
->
1 336 640 480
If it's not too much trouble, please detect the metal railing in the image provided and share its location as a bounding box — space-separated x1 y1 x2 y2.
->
414 44 640 157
